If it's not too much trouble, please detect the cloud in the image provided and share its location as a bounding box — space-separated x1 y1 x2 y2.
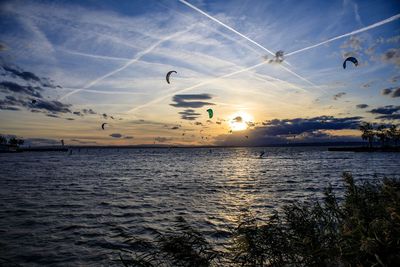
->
333 92 346 100
170 94 214 108
375 114 400 121
32 99 72 113
381 48 400 66
110 133 122 138
124 136 133 139
369 105 400 115
215 116 363 146
356 104 369 109
178 109 201 120
82 108 96 115
260 116 362 135
381 87 400 98
1 64 59 88
171 126 180 130
393 88 400 97
382 88 393 95
0 81 42 97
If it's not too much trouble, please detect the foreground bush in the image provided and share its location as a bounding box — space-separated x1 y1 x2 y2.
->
120 173 400 266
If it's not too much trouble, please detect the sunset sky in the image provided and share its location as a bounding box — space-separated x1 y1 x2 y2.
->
0 0 399 146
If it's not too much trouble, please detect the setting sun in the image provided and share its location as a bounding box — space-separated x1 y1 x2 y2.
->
228 111 254 131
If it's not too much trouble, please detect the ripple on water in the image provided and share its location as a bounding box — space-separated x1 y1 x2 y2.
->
0 147 399 266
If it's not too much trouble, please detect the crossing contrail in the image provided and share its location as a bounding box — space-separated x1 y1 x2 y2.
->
127 61 268 113
178 0 316 88
286 13 400 57
178 0 275 56
58 26 193 100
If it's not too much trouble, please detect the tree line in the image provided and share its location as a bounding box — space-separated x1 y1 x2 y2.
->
0 135 24 147
359 123 400 148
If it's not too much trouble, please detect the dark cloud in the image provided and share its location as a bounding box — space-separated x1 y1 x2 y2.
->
110 133 122 138
194 122 203 126
375 114 400 121
333 92 346 100
0 81 42 98
73 111 82 116
1 64 59 88
82 108 96 115
356 104 369 109
369 105 400 115
2 65 40 82
382 88 393 95
65 118 75 121
124 136 134 139
260 116 362 136
171 125 180 130
215 116 363 146
393 88 400 97
32 99 71 113
381 87 400 98
179 109 201 120
170 94 214 108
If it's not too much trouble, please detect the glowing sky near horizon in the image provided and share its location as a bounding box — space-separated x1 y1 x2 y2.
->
0 0 399 146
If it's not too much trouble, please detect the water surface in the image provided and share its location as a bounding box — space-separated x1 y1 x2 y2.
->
0 147 399 266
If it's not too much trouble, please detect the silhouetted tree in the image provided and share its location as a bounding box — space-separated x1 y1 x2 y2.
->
387 125 400 147
359 122 374 148
376 125 388 147
0 135 7 145
7 137 24 147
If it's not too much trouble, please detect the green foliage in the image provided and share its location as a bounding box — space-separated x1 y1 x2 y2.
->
119 216 220 267
120 173 400 266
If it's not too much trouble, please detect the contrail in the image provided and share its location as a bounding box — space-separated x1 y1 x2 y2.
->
179 0 275 56
286 13 400 57
61 87 146 95
127 61 268 113
59 26 193 100
178 0 316 88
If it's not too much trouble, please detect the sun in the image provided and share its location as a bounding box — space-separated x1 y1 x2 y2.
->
228 111 254 131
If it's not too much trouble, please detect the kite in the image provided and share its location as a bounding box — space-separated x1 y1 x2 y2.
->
206 108 213 119
343 57 358 69
166 70 177 84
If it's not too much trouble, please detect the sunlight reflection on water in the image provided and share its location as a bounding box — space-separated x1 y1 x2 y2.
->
0 147 399 266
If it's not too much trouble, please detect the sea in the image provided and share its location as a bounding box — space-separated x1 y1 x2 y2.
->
0 147 399 266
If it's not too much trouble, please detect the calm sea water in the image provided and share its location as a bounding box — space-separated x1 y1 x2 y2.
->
0 147 399 266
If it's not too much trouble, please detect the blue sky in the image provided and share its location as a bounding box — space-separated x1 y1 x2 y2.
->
0 0 399 146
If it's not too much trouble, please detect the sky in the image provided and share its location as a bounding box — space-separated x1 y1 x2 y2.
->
0 0 399 146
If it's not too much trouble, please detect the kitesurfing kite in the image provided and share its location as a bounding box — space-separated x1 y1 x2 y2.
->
101 123 107 130
343 57 358 69
206 108 213 119
166 70 177 84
